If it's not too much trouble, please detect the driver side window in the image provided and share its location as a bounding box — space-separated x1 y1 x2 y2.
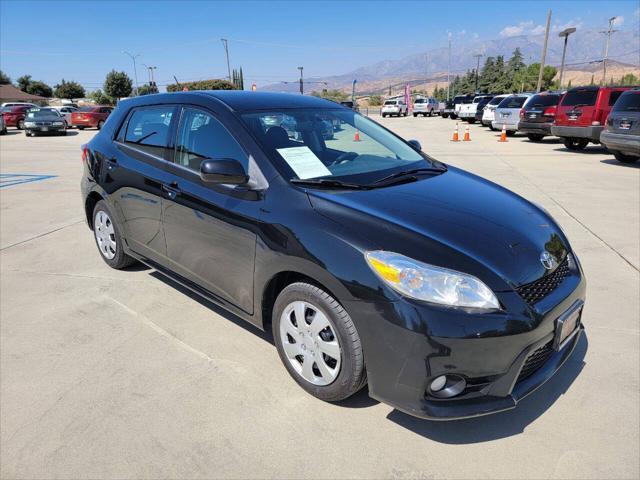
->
175 108 248 172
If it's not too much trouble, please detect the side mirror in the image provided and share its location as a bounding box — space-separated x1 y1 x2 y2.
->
200 159 249 185
408 139 422 151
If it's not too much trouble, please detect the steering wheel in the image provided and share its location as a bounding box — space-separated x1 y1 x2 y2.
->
330 151 359 166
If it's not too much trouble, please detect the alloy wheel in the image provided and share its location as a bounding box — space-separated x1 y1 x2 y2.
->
94 210 117 260
279 300 341 386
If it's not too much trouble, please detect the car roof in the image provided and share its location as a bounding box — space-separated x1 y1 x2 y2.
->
122 91 343 112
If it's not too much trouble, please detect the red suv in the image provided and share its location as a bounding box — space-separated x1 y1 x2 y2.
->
551 85 634 150
71 106 113 130
1 105 31 129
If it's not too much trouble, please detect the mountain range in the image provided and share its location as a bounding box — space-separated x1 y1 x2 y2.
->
262 27 639 94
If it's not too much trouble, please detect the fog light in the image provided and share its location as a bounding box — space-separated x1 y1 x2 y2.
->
428 375 467 399
430 375 447 392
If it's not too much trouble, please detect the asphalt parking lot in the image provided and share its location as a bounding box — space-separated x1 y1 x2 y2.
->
1 117 638 479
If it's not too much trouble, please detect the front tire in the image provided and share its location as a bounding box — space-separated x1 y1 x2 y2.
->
273 282 366 402
442 113 449 119
92 200 136 269
564 138 589 150
613 151 639 163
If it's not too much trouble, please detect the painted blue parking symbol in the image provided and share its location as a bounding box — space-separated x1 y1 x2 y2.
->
0 173 57 188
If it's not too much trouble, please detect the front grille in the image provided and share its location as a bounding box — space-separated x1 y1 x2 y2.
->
517 341 554 382
35 121 53 126
517 257 570 305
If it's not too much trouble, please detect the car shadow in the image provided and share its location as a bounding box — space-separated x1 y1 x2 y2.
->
600 158 640 168
527 137 562 144
553 146 609 155
2 130 23 136
337 385 380 409
386 334 588 444
148 270 273 344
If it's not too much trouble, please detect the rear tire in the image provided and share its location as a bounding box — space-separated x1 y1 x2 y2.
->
563 138 589 150
272 282 366 402
442 113 449 119
413 113 417 117
613 151 639 164
505 130 515 137
527 134 544 142
77 126 85 130
17 119 24 130
92 200 136 269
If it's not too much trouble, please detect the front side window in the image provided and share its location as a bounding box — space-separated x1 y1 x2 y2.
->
174 108 248 172
241 108 437 183
124 106 174 157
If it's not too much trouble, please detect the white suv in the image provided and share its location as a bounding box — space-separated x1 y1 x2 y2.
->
381 100 408 117
413 97 438 117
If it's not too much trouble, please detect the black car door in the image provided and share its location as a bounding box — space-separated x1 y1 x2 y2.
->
110 104 178 265
161 105 262 315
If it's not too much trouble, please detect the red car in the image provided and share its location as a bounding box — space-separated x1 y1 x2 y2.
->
551 85 634 150
1 105 31 129
71 106 113 130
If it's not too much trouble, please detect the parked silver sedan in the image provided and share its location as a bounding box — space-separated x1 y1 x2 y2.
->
491 94 533 134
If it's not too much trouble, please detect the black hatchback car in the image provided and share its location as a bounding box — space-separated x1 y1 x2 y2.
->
81 91 586 420
517 91 563 142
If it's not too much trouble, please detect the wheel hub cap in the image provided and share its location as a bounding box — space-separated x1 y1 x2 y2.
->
279 301 341 386
94 210 117 260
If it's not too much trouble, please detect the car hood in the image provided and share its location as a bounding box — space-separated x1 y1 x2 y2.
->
307 167 569 289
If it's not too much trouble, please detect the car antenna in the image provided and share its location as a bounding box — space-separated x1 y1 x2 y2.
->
173 75 182 90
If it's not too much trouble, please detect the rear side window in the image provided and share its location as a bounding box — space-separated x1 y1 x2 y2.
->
498 96 527 108
561 89 598 107
612 92 640 112
174 107 248 172
526 94 561 108
124 106 175 157
608 91 624 106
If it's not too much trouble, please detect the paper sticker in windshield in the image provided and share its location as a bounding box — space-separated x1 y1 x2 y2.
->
276 146 331 179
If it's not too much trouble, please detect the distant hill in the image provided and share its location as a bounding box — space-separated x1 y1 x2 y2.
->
261 27 639 95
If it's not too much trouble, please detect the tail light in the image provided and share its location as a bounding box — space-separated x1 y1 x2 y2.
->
519 108 525 118
81 146 89 163
543 106 556 117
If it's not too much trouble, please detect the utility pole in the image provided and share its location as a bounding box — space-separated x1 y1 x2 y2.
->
142 64 157 88
473 54 483 92
601 17 618 85
351 79 357 104
536 10 552 92
298 66 304 95
221 38 231 81
446 33 451 101
123 51 140 96
425 54 428 95
558 27 576 88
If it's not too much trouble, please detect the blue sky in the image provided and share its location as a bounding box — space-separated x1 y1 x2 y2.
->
1 0 638 92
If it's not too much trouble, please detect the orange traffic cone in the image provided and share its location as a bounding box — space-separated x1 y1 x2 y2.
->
451 123 460 142
463 125 471 141
498 124 508 142
353 129 361 142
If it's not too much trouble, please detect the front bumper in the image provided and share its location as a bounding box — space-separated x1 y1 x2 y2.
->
518 121 552 135
26 125 65 134
458 111 476 119
345 259 586 420
550 124 603 142
600 131 640 156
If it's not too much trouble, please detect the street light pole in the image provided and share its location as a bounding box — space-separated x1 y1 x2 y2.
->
298 67 304 95
221 38 231 82
536 10 552 92
123 51 140 96
446 33 451 101
601 17 618 85
558 27 576 89
473 54 483 92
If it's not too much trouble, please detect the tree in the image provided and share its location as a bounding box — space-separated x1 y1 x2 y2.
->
166 79 236 92
618 73 639 85
104 70 133 99
26 81 53 97
54 79 86 100
0 70 11 85
311 89 348 102
368 95 383 106
137 84 159 95
17 75 32 92
88 89 114 105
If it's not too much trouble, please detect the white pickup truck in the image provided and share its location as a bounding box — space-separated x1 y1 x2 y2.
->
458 95 494 123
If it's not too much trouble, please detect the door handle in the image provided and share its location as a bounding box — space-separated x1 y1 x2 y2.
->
162 182 181 200
106 157 118 170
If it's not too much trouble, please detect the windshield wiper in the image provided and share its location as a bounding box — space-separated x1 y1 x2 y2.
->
290 178 370 189
370 167 446 186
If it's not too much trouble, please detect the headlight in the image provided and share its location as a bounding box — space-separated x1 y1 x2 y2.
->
365 251 500 310
24 121 36 127
53 121 64 126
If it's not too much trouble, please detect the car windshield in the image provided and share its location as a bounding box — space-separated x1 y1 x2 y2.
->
612 92 640 112
414 99 425 104
498 96 527 108
241 108 442 183
561 89 598 107
27 109 59 118
526 94 561 108
383 101 397 105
